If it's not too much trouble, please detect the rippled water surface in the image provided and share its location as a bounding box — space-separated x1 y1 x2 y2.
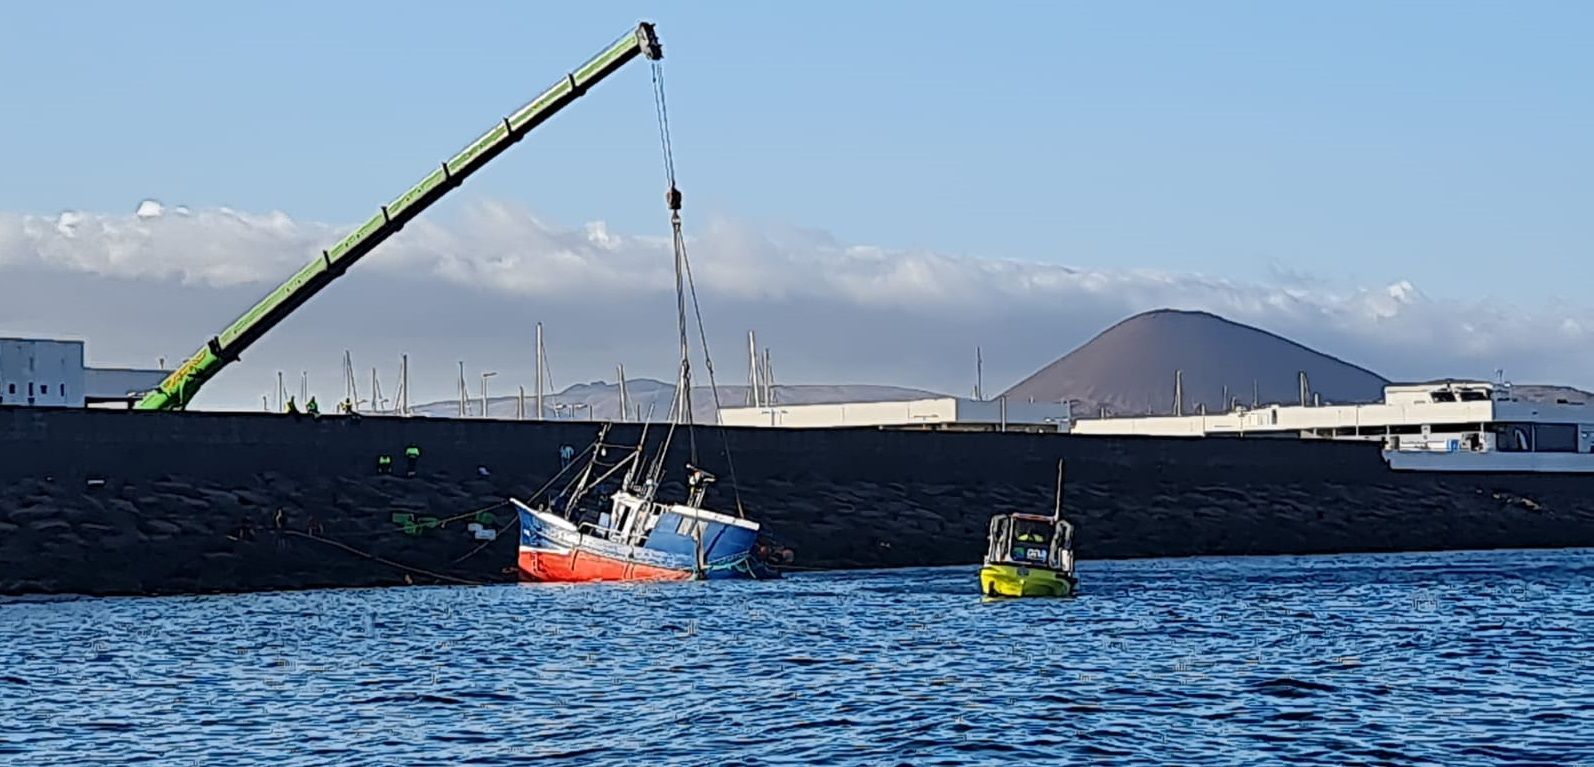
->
5 549 1594 765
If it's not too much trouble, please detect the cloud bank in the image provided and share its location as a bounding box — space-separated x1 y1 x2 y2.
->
1 199 1587 410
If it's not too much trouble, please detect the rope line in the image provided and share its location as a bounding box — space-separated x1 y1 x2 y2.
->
281 529 484 586
648 52 747 517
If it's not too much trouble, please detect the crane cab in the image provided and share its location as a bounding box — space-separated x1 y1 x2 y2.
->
979 512 1076 598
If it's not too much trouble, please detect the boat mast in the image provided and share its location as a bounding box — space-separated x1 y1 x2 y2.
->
534 322 545 420
617 363 630 422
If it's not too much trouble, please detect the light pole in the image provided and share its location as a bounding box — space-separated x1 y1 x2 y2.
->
480 371 497 418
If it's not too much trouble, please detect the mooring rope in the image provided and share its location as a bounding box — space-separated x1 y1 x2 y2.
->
280 529 485 586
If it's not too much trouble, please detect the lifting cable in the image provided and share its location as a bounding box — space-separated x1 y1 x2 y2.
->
649 58 749 517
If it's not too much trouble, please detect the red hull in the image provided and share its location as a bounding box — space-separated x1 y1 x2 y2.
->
518 547 694 583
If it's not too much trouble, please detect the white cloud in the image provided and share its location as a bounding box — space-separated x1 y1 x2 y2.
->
1 200 1590 409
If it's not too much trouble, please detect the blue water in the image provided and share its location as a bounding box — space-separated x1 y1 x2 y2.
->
4 549 1593 766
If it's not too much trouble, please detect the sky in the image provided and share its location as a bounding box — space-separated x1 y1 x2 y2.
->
1 2 1590 409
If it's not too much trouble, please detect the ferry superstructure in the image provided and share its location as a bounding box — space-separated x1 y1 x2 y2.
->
1072 380 1594 473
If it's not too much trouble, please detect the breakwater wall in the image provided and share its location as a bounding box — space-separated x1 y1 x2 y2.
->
3 407 1593 595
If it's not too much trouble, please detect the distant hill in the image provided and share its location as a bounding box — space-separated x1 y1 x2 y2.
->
1508 384 1594 405
411 310 1590 423
413 379 941 422
1003 309 1390 417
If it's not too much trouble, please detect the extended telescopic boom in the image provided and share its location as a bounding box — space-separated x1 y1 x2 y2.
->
136 23 663 410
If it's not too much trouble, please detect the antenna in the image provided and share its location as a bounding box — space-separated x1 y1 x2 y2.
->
300 371 308 404
457 361 467 417
517 385 526 420
1174 370 1184 417
1298 371 1310 407
371 367 383 413
1252 379 1259 408
1052 459 1065 521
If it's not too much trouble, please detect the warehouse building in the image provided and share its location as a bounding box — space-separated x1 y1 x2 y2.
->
0 337 169 408
717 396 1071 432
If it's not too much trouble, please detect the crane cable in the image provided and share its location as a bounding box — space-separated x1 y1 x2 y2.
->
649 59 748 518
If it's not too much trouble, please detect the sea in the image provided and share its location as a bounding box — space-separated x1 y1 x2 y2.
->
3 548 1592 766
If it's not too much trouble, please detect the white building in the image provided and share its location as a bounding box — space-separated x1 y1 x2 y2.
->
0 337 168 408
717 397 1071 432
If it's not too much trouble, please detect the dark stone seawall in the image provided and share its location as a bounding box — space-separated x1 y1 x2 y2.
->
2 407 1593 596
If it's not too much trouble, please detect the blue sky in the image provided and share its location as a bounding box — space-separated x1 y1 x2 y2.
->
1 3 1591 405
5 2 1589 298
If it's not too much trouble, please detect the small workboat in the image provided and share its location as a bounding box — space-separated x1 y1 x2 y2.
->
979 460 1078 598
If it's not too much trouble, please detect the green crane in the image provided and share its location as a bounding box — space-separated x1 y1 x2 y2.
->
135 23 663 411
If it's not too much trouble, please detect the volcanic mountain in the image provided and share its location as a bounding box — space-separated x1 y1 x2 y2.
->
1003 309 1390 417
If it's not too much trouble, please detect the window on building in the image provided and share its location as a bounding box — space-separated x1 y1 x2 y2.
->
1431 391 1457 403
40 385 48 395
1460 390 1489 402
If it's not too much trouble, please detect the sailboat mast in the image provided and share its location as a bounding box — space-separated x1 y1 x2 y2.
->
534 322 545 421
618 363 630 422
747 330 758 407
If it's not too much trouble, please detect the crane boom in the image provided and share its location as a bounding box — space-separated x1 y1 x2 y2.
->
135 23 663 410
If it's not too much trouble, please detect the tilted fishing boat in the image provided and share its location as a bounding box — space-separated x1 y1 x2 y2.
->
512 41 776 583
514 427 777 582
979 460 1078 598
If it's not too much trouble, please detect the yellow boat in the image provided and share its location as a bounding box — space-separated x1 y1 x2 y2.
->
979 460 1078 598
979 559 1076 598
